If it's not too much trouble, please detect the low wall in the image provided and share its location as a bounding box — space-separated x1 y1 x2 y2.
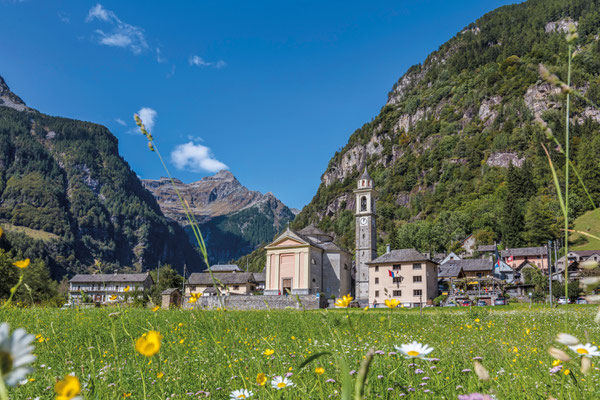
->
183 295 326 310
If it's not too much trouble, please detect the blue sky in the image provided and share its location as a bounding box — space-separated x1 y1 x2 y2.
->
0 0 520 209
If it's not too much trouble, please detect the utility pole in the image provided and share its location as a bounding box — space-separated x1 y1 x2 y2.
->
547 240 553 306
182 263 186 295
157 260 160 286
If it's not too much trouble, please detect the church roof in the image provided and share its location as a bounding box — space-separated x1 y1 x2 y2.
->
360 166 371 180
267 227 350 254
298 224 328 237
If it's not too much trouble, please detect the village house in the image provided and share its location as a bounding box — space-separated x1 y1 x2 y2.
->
502 246 548 271
263 225 352 298
438 264 465 296
443 259 494 278
556 250 600 272
68 273 154 304
185 271 258 296
439 252 461 265
367 247 438 308
459 235 477 257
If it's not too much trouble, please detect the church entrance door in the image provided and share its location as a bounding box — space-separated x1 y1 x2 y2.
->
282 278 292 295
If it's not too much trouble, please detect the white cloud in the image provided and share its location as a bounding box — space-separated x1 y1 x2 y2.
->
86 4 148 54
58 12 70 23
156 47 166 63
189 55 227 69
137 107 157 132
171 142 228 173
115 118 126 126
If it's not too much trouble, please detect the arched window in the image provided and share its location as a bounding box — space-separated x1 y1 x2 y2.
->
360 196 367 211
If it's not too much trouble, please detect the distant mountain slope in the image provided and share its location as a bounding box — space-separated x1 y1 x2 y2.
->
292 0 600 254
142 172 296 264
0 75 202 277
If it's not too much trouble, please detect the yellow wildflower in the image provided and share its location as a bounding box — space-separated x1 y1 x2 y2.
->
157 372 164 379
315 367 325 375
109 295 117 301
151 305 160 312
564 369 570 375
263 349 274 356
334 294 353 308
256 373 267 386
384 298 400 308
135 330 162 356
189 293 201 303
124 286 130 292
55 375 81 400
13 259 30 269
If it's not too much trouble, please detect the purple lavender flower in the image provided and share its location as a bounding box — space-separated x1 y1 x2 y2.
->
549 365 563 374
349 370 356 375
326 379 336 383
415 369 424 374
462 369 472 373
375 350 385 355
422 376 430 380
285 372 293 378
377 375 384 379
419 382 427 386
408 387 415 392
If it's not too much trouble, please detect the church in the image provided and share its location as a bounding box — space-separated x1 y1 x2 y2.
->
263 167 377 302
263 167 439 306
263 224 352 298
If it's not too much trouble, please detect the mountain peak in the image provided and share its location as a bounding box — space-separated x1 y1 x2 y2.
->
0 75 28 112
211 170 235 180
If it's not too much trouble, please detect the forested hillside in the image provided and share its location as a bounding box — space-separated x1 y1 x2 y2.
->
290 0 600 256
0 76 202 278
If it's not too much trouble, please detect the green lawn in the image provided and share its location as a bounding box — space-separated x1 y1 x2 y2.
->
571 208 600 250
2 305 600 399
0 222 60 242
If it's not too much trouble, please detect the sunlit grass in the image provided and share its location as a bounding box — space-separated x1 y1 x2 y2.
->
4 305 600 399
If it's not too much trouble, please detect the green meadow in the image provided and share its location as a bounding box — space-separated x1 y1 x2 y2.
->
5 305 600 399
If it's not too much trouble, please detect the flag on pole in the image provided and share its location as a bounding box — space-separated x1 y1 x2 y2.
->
389 270 395 278
507 255 514 263
494 245 501 269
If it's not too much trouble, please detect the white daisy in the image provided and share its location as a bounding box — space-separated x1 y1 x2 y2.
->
394 341 434 359
271 376 295 390
568 343 600 358
230 389 253 399
0 322 36 387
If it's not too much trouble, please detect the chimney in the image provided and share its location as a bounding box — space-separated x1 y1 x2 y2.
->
386 244 391 253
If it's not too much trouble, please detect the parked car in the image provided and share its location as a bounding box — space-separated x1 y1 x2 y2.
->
557 297 571 305
476 300 487 307
493 298 506 306
444 302 457 307
460 300 472 307
576 297 588 304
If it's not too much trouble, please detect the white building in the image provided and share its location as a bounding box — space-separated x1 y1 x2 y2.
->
69 273 154 304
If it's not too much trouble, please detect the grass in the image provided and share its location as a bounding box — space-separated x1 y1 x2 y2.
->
0 222 60 242
3 304 600 399
570 208 600 250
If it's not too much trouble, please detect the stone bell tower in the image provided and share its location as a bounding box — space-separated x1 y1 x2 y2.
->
354 167 377 303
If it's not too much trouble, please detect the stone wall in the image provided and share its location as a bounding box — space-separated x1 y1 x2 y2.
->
183 294 326 310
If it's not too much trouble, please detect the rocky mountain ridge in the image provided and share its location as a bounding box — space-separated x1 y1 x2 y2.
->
142 171 297 264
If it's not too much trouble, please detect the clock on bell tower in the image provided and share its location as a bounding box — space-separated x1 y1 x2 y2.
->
354 167 377 303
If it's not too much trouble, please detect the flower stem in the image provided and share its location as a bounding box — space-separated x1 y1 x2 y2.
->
564 44 572 298
0 374 8 400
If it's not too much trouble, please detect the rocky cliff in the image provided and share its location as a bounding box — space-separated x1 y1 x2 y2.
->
293 0 600 253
